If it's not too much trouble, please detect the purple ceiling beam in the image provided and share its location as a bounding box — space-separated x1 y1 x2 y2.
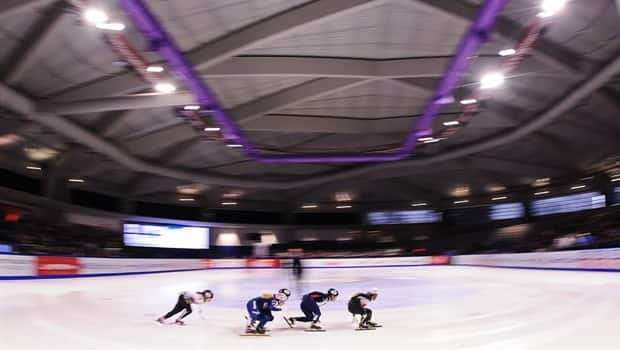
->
119 0 508 164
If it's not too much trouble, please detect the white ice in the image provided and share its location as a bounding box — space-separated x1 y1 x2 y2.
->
1 266 619 350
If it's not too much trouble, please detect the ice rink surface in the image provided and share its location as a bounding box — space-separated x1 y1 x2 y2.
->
1 266 619 350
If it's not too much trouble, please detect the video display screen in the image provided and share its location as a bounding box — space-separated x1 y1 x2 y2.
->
123 223 209 249
367 210 441 225
531 192 606 216
489 203 525 221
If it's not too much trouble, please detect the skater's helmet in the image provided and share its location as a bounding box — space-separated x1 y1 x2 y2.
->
275 292 288 302
278 288 291 299
327 288 339 300
368 288 378 301
200 289 214 301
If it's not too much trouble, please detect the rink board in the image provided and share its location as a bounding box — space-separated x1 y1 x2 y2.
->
1 248 619 279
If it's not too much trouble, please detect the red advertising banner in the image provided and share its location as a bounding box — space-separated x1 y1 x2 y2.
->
431 256 451 265
245 259 281 268
36 256 80 275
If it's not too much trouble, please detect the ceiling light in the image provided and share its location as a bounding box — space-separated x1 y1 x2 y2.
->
178 197 195 202
24 147 57 161
334 192 353 202
84 8 108 25
301 204 318 209
534 190 550 196
417 137 434 142
183 105 200 111
437 95 455 104
486 184 506 193
336 205 352 209
0 134 21 146
453 200 469 204
204 127 221 132
612 178 620 182
26 166 41 171
146 65 164 73
226 144 242 148
221 201 237 206
154 82 176 93
480 72 505 89
541 0 566 15
176 184 207 195
492 196 508 201
95 22 125 31
443 121 460 126
611 174 620 178
498 48 516 56
222 191 243 199
68 178 85 183
459 98 477 105
571 185 586 190
411 202 427 207
423 138 442 144
451 186 470 197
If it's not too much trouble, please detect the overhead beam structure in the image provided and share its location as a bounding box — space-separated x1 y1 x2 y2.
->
1 1 68 84
413 0 583 74
51 0 385 102
0 0 57 20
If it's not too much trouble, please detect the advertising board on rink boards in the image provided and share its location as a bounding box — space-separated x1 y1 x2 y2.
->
0 254 34 276
303 256 431 268
453 248 620 270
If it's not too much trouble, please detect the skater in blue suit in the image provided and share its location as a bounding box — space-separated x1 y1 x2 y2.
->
246 288 290 334
284 288 338 330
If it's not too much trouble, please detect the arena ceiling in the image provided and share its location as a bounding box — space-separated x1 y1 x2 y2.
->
1 0 620 211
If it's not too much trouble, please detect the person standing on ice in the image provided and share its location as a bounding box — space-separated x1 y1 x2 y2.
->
156 290 213 325
284 288 339 330
246 289 290 334
348 288 381 329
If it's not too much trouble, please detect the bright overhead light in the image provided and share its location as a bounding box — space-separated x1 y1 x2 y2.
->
541 0 566 16
612 178 620 182
84 8 109 25
221 201 237 206
204 127 221 132
336 205 352 209
178 197 195 202
183 105 200 111
146 65 164 73
498 48 516 56
536 177 551 182
411 202 427 207
68 178 85 183
480 72 505 89
301 204 318 209
26 166 41 171
423 138 442 144
492 196 508 201
95 22 125 31
459 98 477 105
453 200 469 204
417 137 434 142
534 190 550 196
154 82 176 93
226 144 242 148
443 120 460 126
571 185 586 190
